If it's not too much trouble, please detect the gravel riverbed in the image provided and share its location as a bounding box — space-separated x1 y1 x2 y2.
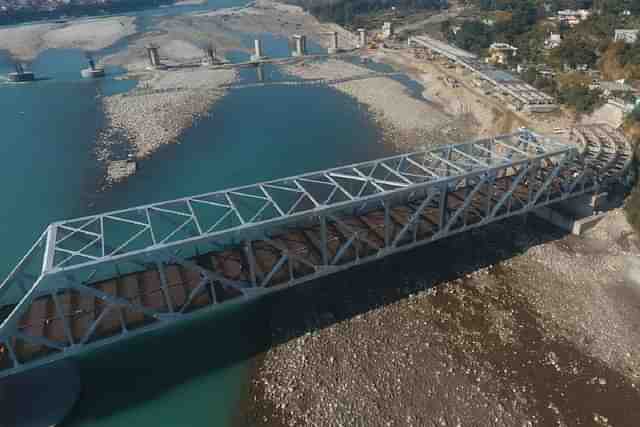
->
237 210 640 427
98 67 237 182
283 59 458 150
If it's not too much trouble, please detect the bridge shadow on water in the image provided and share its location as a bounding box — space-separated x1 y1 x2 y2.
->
65 214 569 424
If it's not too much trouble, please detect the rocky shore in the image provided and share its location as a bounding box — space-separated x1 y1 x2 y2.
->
99 67 237 182
283 59 459 150
237 211 640 426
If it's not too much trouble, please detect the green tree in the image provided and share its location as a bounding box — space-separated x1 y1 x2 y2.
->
559 85 603 113
551 36 598 69
455 21 494 53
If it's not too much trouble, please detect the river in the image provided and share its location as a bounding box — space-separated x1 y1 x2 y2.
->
0 1 397 425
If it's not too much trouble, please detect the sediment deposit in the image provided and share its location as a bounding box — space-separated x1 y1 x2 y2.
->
239 211 640 427
99 67 237 181
283 58 456 148
0 16 136 61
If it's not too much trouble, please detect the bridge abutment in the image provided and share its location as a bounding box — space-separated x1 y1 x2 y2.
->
533 192 624 235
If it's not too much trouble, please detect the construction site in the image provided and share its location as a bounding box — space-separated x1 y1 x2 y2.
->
407 35 558 113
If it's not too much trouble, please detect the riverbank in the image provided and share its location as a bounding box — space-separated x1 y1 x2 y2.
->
195 0 358 52
283 58 455 150
99 66 237 181
238 210 640 426
93 0 383 183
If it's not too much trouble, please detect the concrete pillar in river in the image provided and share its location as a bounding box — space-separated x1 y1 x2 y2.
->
292 35 306 57
357 29 367 48
328 32 339 54
146 45 161 68
251 39 266 62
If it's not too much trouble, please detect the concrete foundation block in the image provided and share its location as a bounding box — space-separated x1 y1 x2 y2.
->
532 206 607 235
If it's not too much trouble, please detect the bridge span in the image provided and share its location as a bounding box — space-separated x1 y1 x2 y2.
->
0 128 632 378
408 35 558 113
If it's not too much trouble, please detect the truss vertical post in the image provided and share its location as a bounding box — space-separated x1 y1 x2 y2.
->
527 160 537 205
244 241 258 287
384 202 392 248
463 183 471 227
485 175 494 218
4 340 18 367
155 262 174 313
51 292 73 346
42 225 57 274
320 215 329 266
438 183 449 231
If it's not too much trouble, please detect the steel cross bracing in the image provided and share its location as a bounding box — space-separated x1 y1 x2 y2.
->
0 129 629 377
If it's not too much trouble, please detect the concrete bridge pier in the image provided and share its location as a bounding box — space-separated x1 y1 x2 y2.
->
328 31 339 54
532 193 620 235
0 359 81 426
357 29 367 48
292 35 306 57
250 39 266 62
256 64 264 82
145 44 162 69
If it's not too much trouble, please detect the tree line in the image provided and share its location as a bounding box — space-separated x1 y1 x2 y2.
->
287 0 446 26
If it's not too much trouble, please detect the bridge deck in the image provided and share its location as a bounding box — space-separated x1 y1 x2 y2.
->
0 128 632 376
408 36 557 110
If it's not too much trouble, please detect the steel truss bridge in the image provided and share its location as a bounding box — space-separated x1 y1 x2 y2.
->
0 128 632 378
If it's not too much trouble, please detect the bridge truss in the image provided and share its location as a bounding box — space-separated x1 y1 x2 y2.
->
0 129 629 377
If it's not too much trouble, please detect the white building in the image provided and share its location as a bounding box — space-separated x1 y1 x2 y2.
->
598 79 635 97
545 33 561 49
614 29 640 44
382 22 394 39
557 9 591 27
487 43 518 65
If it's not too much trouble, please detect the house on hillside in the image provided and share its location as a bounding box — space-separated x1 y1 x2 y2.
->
614 29 640 44
588 79 638 113
536 65 556 78
597 80 636 97
545 33 561 49
487 43 518 65
557 9 591 27
382 22 394 39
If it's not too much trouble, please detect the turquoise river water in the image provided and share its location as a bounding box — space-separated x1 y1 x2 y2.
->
0 1 398 425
